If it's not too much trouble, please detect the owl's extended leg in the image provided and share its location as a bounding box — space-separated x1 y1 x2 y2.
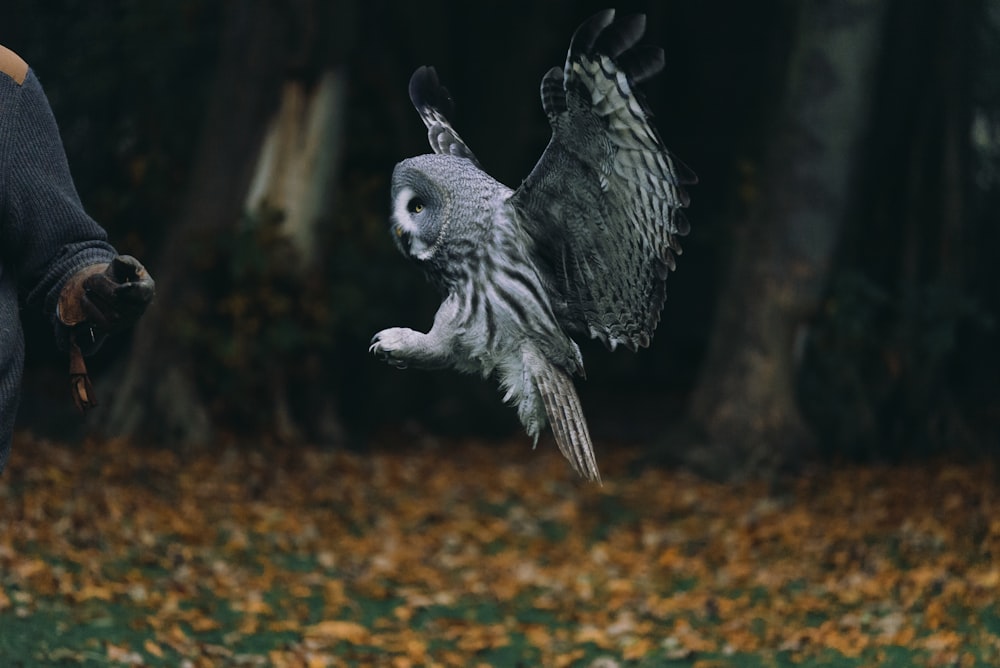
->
370 295 459 370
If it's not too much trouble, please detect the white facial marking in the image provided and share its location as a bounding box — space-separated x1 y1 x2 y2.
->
393 187 420 236
392 186 434 258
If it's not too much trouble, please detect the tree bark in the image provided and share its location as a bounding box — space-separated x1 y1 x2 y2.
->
99 0 291 443
674 0 889 478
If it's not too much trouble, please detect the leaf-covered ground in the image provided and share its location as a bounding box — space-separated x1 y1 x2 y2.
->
1 433 999 667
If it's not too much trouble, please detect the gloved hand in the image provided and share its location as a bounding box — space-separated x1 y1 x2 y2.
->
58 255 155 333
57 255 154 412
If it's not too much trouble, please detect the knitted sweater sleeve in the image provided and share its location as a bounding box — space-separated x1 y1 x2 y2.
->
0 67 116 334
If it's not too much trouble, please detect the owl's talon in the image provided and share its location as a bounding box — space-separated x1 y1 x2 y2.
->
369 330 410 369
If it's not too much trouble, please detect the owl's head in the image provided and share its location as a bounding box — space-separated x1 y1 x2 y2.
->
390 154 506 262
390 156 451 261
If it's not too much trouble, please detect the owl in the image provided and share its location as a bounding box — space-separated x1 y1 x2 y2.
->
370 9 695 481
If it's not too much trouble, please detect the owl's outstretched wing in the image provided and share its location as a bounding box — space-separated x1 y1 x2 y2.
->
510 9 696 352
408 65 481 167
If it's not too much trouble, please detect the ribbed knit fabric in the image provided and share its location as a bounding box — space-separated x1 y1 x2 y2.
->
0 58 117 473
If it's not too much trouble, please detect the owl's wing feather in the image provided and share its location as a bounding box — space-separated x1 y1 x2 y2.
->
511 9 695 352
408 65 481 167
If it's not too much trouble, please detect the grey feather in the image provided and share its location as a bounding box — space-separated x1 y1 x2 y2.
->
532 353 600 482
371 9 694 482
512 8 696 352
408 66 481 167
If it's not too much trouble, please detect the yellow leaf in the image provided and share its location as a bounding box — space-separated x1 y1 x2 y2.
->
393 604 414 623
406 637 428 660
73 583 114 603
575 625 612 648
238 616 260 634
304 620 370 644
168 624 190 644
106 643 143 664
268 620 302 632
144 639 164 658
971 568 1000 589
622 637 654 660
235 596 272 615
921 630 962 652
189 615 222 632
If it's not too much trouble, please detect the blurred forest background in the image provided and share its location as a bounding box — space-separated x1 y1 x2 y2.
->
5 0 999 478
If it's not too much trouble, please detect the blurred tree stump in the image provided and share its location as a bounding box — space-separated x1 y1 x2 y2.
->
667 0 889 479
101 0 342 444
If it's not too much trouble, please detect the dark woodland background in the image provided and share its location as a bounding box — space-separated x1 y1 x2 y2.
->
6 0 999 478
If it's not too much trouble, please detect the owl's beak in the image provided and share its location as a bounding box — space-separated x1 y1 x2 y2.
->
392 223 412 255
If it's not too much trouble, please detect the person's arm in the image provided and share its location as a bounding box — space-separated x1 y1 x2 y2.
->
0 49 152 351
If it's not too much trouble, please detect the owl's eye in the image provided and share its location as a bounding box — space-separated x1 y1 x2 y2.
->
408 198 425 214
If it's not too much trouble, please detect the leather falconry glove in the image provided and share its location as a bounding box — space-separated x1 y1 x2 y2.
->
58 255 155 411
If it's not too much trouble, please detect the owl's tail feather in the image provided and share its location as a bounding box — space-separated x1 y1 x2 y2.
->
535 363 601 483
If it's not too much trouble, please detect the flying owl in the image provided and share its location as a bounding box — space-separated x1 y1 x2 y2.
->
370 9 695 481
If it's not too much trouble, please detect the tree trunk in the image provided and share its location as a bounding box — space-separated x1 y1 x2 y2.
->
99 0 292 443
673 0 889 478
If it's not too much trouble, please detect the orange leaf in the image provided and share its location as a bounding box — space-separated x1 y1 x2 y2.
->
304 620 370 644
143 639 164 658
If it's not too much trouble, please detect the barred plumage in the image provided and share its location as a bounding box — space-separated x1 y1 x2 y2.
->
370 9 694 481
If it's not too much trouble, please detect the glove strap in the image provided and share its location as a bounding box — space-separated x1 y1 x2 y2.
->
69 334 98 412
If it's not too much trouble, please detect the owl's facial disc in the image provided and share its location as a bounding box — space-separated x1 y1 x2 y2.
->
391 185 439 260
